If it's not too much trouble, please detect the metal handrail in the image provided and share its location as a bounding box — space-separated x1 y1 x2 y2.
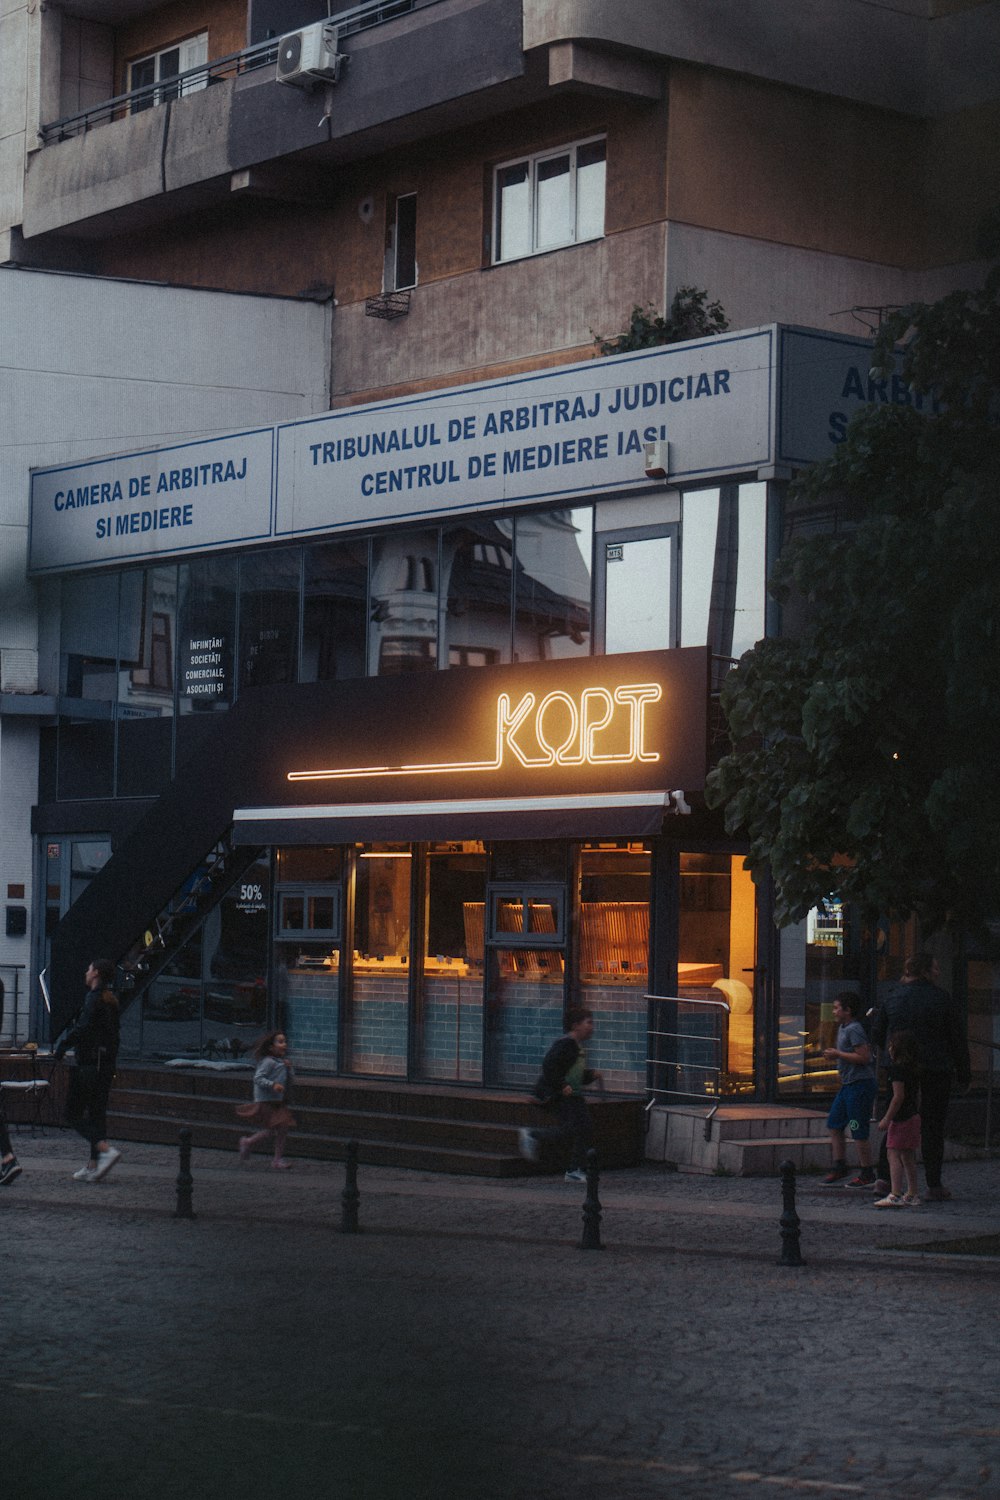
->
645 993 731 1132
39 0 440 143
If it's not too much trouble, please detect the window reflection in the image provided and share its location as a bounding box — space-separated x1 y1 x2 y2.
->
301 538 368 683
238 548 300 690
441 520 512 667
369 529 439 674
680 482 767 677
513 508 592 661
58 574 118 799
778 898 865 1097
117 565 177 797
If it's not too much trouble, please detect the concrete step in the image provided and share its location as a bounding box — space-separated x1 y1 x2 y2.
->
106 1109 531 1177
105 1068 646 1175
717 1135 833 1177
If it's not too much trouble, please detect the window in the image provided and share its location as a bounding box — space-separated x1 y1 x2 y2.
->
487 885 566 946
277 887 342 941
129 33 208 111
493 137 605 263
385 193 417 291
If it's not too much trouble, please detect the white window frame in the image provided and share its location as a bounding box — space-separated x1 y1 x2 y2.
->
384 192 418 292
129 33 209 109
492 135 606 265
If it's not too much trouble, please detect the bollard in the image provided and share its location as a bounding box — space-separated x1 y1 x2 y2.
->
174 1127 196 1220
579 1147 604 1251
778 1159 804 1265
340 1138 360 1234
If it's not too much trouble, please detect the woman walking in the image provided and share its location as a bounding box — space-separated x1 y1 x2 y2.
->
54 958 121 1182
237 1031 296 1170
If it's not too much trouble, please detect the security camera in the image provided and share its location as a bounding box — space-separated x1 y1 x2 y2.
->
668 789 692 815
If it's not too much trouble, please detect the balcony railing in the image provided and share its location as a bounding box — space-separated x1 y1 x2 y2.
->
39 0 434 144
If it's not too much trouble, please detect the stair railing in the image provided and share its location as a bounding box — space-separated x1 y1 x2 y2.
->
117 835 264 1011
645 993 731 1139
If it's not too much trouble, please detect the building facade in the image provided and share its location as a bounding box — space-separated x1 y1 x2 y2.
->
2 0 998 1102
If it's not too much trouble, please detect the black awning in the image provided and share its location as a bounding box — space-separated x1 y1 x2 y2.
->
232 791 671 845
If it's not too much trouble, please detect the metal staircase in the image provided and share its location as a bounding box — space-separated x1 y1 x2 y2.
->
116 834 265 1016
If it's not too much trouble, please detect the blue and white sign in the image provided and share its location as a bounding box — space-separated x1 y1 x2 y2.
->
29 428 274 575
31 323 929 577
777 327 938 465
274 330 774 537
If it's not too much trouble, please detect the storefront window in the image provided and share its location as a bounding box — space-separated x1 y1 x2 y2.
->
140 928 203 1061
418 843 486 1082
301 539 368 683
347 846 412 1074
577 843 651 1093
369 530 439 674
441 520 513 667
238 547 301 690
513 509 592 661
778 898 866 1096
274 847 343 1071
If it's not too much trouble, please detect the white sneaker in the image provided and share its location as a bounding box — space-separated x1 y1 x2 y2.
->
73 1165 97 1182
93 1147 121 1181
518 1127 540 1163
564 1168 587 1183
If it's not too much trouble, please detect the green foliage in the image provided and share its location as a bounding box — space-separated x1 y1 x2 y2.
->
705 261 1000 934
593 287 729 356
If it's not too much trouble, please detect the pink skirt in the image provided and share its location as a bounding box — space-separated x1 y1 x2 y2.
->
235 1101 296 1129
887 1113 920 1152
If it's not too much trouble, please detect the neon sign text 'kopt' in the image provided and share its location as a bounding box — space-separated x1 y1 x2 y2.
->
288 682 663 783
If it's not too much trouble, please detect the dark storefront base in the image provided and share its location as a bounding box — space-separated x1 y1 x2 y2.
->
103 1064 646 1176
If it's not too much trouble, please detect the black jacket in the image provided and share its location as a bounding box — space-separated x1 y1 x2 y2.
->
532 1035 596 1104
871 978 970 1085
54 986 120 1068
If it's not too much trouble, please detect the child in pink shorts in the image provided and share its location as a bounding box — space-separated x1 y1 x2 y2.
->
875 1031 922 1207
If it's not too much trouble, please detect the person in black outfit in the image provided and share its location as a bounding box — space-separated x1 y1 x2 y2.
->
871 952 970 1201
0 1094 23 1185
54 958 122 1183
518 1007 603 1183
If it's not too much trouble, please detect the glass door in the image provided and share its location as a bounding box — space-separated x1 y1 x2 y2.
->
345 845 412 1075
679 852 757 1095
595 523 677 655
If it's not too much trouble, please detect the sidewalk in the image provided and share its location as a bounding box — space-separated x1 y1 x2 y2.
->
5 1127 1000 1263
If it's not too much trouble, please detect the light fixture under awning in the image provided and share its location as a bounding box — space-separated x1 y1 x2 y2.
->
232 791 674 845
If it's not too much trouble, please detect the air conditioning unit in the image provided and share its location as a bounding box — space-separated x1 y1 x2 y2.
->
276 22 344 88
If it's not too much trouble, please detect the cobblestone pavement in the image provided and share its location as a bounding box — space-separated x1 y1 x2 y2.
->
2 1133 999 1500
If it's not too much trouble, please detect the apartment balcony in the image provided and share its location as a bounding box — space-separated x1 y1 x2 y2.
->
22 0 544 242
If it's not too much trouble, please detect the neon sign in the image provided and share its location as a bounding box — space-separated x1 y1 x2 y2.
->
288 681 663 784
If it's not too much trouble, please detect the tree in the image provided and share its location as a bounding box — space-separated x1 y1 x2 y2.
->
593 287 728 355
705 254 1000 934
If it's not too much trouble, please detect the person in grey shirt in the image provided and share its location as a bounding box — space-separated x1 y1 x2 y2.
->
821 992 878 1186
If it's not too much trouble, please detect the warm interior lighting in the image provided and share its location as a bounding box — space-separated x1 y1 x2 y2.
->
359 851 412 859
